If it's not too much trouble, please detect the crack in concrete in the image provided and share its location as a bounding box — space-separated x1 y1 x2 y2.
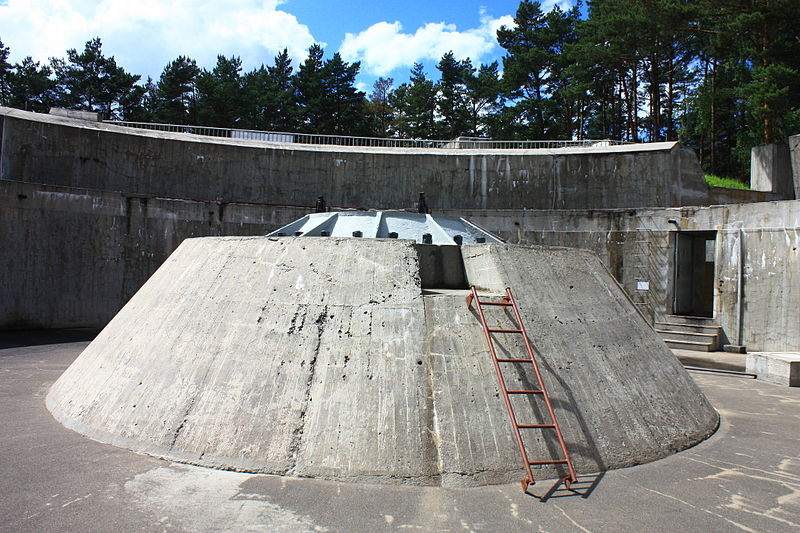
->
422 295 444 483
287 306 328 474
170 397 196 448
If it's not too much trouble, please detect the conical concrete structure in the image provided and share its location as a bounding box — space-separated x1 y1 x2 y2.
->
47 231 718 486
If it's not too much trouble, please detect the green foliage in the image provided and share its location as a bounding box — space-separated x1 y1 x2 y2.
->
704 174 750 190
8 57 54 112
364 76 395 136
195 55 244 127
257 49 298 131
52 38 141 119
436 51 473 138
465 62 502 137
497 1 583 140
0 38 11 105
295 44 326 133
391 63 437 138
318 52 366 135
153 56 200 124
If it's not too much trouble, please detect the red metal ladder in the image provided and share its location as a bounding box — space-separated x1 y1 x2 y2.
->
466 286 577 492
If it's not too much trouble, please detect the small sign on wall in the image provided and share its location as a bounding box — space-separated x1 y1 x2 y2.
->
637 281 650 291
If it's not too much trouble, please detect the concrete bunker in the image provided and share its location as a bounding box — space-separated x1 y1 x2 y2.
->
46 213 719 487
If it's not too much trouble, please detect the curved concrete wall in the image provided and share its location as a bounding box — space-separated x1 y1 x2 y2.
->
47 237 718 486
1 107 710 210
0 180 302 329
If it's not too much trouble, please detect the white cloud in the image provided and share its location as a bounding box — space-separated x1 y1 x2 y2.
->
542 0 577 12
339 11 515 77
0 0 316 78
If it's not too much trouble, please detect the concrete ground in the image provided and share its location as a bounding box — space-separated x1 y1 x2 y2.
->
1 332 798 533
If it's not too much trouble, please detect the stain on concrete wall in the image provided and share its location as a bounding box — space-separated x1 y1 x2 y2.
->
0 108 714 210
454 201 800 352
0 180 303 329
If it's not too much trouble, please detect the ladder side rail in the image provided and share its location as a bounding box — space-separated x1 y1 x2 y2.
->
469 287 535 486
505 288 578 485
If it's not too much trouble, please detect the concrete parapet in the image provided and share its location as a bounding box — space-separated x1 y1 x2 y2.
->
751 143 795 199
48 107 101 122
790 135 800 199
746 353 800 387
0 106 710 210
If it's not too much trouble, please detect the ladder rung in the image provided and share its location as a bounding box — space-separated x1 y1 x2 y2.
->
517 424 556 429
496 358 533 363
507 390 544 394
479 301 512 306
529 460 569 465
487 328 523 333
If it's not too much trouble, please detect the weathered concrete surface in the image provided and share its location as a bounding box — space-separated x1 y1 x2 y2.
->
6 336 800 533
0 180 303 329
462 244 719 478
424 291 541 485
791 134 800 198
48 238 718 486
751 143 795 199
1 106 711 210
47 237 437 484
4 176 797 353
48 107 101 122
450 199 800 352
746 353 800 387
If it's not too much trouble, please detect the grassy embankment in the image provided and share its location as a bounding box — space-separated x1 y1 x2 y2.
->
704 174 750 190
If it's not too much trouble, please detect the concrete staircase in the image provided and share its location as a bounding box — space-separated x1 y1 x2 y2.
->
655 315 722 352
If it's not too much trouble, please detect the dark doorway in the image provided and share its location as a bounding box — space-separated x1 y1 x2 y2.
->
673 231 716 317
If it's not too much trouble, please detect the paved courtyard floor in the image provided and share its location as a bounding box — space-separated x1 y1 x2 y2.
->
1 332 798 532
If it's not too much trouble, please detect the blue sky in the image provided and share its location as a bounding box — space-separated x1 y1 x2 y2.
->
0 0 577 93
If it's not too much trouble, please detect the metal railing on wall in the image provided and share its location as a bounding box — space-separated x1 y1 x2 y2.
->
105 121 631 150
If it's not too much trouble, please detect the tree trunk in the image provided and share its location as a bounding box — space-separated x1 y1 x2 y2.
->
711 56 717 175
762 22 773 144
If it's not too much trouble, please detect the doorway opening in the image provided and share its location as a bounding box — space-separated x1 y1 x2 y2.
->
673 231 716 317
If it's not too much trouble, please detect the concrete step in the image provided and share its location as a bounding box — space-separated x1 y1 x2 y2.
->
665 339 715 352
665 315 717 326
656 329 720 350
655 322 722 336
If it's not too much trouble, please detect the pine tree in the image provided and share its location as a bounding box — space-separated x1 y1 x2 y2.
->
153 56 200 124
53 38 141 119
391 63 437 138
195 55 244 127
9 57 55 113
365 77 395 136
265 49 297 131
436 51 472 139
318 52 366 135
497 0 552 139
0 39 12 105
728 0 800 145
464 62 502 137
295 44 326 133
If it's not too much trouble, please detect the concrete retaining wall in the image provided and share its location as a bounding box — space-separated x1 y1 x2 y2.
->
0 107 713 210
0 180 303 329
452 200 800 352
1 107 796 351
3 179 797 352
